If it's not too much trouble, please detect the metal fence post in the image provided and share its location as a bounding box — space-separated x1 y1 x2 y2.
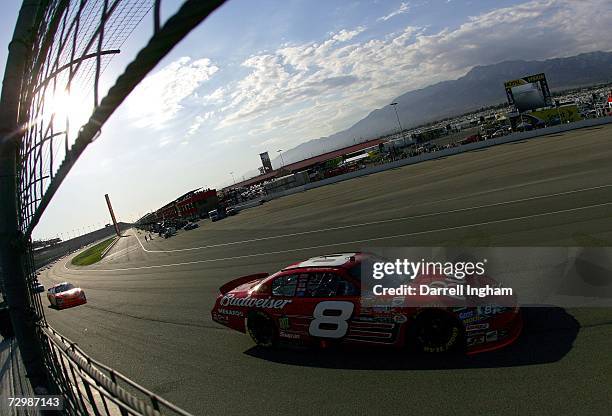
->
0 0 50 391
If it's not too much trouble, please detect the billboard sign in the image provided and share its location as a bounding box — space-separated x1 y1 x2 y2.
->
260 152 273 173
504 73 552 112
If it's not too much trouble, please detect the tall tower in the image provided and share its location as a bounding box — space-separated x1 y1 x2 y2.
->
105 194 121 236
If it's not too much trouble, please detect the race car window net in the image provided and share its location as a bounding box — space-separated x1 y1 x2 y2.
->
271 274 299 297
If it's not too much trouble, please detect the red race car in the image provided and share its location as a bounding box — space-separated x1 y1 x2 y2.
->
211 253 522 354
47 282 87 310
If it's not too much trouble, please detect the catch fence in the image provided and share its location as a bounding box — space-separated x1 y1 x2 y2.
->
0 1 226 414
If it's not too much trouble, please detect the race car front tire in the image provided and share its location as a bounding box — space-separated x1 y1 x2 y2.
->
247 311 277 348
408 309 464 353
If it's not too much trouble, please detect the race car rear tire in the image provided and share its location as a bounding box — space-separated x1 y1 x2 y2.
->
247 311 277 348
408 309 464 353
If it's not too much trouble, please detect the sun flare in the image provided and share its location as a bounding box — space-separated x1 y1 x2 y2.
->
45 88 93 132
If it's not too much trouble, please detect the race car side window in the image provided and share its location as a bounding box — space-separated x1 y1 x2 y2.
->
301 272 357 297
271 274 298 297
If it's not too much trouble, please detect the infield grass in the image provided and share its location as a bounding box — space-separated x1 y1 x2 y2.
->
71 237 116 266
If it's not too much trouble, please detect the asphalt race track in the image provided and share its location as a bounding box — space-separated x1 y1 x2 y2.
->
40 125 612 415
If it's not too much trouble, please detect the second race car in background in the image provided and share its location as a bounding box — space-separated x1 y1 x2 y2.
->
47 282 87 310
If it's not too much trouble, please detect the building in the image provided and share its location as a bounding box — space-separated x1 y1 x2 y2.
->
149 188 219 223
176 189 218 219
227 138 387 190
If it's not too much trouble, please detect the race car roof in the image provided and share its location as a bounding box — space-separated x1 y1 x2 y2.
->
285 253 359 270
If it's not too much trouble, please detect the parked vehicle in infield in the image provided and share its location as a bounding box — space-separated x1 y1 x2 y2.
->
208 209 224 222
211 253 522 354
184 222 199 230
47 282 87 309
163 227 176 238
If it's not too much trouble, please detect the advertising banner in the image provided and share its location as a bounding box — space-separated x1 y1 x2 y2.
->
360 247 612 308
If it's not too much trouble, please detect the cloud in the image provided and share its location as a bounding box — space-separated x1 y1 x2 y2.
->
397 0 611 71
159 138 172 147
126 56 218 130
215 27 371 129
331 27 365 42
213 23 428 131
212 0 610 143
119 0 611 166
377 2 411 22
201 87 225 104
186 111 214 136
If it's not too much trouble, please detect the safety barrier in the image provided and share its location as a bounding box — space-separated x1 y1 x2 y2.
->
39 325 194 416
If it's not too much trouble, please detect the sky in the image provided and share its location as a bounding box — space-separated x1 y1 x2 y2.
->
0 0 610 240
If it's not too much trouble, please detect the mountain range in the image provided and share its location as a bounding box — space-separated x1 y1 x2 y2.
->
268 51 612 170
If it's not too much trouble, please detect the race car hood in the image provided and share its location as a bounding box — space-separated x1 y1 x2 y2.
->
219 273 269 295
56 288 82 298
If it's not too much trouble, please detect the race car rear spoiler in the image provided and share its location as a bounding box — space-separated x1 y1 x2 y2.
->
219 273 270 295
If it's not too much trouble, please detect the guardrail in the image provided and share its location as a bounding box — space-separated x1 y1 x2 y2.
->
40 325 195 416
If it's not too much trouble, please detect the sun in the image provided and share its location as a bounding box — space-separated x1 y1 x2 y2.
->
45 88 93 133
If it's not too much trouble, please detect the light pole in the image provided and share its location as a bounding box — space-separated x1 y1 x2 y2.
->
555 100 563 125
389 102 406 141
229 171 236 185
277 149 285 169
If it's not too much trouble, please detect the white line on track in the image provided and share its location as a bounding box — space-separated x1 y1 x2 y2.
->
100 245 138 261
132 183 612 254
64 200 612 273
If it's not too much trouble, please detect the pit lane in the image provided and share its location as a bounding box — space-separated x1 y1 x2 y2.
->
39 125 612 415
